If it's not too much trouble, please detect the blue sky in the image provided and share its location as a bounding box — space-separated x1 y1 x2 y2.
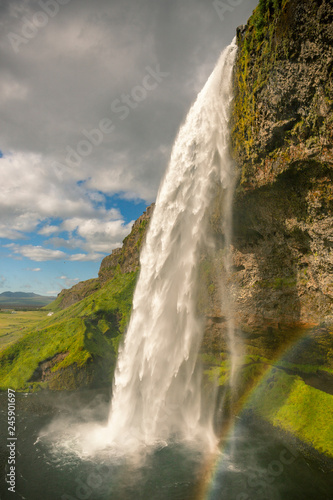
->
0 0 257 296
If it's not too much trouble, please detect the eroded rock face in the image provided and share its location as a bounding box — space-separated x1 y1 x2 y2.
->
232 166 333 330
231 0 333 328
231 0 333 188
56 279 100 310
200 0 333 364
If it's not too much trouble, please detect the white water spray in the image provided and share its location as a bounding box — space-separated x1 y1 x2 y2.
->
105 40 238 453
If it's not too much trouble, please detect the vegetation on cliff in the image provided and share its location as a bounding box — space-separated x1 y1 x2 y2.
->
245 368 333 458
231 0 333 188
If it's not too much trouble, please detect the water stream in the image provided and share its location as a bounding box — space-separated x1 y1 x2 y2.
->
106 39 238 454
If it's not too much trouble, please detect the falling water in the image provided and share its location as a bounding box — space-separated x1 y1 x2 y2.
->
107 40 238 453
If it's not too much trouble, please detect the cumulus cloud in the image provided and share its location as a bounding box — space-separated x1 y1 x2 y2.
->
0 151 135 256
59 216 134 253
8 245 67 261
38 225 59 236
5 243 103 262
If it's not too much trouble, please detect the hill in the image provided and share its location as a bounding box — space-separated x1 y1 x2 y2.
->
0 292 56 308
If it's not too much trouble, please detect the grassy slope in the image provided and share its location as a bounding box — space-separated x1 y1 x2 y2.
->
245 368 333 458
0 271 138 391
0 311 50 352
204 353 333 459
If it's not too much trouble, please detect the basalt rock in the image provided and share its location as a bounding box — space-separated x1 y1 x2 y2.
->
199 0 333 460
201 0 333 361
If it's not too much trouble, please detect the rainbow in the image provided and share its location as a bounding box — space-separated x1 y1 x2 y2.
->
195 325 324 499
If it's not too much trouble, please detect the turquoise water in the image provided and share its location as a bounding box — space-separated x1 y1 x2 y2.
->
0 391 332 500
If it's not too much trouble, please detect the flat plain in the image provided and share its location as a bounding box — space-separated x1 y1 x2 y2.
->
0 310 49 351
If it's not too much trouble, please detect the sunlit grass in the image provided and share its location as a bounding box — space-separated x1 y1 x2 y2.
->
0 310 49 352
0 271 138 391
245 369 333 458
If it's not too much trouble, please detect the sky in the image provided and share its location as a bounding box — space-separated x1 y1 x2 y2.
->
0 0 258 296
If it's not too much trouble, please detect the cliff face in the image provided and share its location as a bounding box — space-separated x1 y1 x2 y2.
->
204 0 333 337
232 0 332 187
98 204 154 282
202 0 333 460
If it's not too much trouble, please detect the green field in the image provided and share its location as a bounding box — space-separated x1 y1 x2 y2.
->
0 310 50 351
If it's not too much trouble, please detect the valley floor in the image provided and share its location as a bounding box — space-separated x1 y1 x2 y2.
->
0 310 50 352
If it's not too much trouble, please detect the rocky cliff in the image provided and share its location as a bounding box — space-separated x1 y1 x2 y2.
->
201 0 333 461
232 0 333 327
199 0 333 347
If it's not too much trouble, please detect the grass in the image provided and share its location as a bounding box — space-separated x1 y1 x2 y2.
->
0 310 50 352
203 351 333 458
0 271 138 391
245 368 333 458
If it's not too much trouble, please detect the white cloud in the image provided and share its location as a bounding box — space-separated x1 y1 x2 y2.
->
60 216 134 253
38 225 59 236
5 243 104 263
0 225 25 239
68 253 103 262
26 267 41 272
0 153 95 229
0 152 135 255
9 245 67 262
0 76 29 104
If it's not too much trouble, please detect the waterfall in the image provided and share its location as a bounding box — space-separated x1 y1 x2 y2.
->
107 40 238 453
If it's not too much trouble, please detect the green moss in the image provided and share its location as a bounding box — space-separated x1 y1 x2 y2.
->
136 219 149 249
231 0 291 185
232 0 333 189
205 360 231 386
111 334 122 356
255 277 297 289
246 369 333 458
43 294 63 311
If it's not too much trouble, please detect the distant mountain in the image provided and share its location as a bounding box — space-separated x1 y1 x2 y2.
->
0 291 56 307
1 292 40 298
